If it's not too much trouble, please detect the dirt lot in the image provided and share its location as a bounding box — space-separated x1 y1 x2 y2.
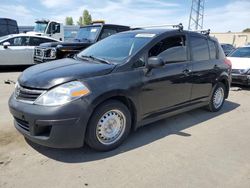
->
0 69 250 188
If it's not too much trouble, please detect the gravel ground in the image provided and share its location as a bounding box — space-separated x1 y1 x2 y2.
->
0 69 250 188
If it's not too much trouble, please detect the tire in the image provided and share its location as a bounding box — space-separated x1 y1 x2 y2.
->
85 100 131 151
207 82 226 112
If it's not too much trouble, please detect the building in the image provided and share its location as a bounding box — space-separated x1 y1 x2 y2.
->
211 32 250 47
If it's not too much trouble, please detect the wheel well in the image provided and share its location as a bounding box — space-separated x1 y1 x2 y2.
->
219 79 229 98
91 96 137 131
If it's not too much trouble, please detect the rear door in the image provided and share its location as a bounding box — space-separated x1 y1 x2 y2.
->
189 35 218 103
140 34 193 119
0 36 32 65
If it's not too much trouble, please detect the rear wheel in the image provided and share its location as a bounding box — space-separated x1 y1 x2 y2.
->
85 100 131 151
207 82 226 112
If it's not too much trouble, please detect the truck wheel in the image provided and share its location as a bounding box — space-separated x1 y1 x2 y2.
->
85 100 131 151
207 82 226 112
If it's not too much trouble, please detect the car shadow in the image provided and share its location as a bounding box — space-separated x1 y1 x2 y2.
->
231 84 250 91
27 100 240 163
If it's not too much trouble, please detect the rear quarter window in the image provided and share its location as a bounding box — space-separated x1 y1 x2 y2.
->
190 36 210 61
208 40 217 59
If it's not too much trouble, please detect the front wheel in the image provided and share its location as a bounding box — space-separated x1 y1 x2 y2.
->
85 100 131 151
207 82 226 112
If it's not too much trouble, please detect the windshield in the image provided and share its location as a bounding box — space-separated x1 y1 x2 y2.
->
78 33 154 62
75 26 101 42
229 47 250 58
34 22 48 33
0 35 9 42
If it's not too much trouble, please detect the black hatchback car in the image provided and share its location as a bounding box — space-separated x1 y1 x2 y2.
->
9 27 232 151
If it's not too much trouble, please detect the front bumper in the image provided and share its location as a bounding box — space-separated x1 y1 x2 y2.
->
8 94 92 148
232 74 250 86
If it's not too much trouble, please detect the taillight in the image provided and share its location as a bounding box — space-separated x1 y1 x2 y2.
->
224 58 232 69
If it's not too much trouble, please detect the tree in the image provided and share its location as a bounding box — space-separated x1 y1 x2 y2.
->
83 10 92 25
243 28 250 33
77 16 83 26
65 17 73 25
77 9 92 26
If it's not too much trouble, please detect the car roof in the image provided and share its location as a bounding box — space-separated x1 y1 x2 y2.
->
0 33 60 41
80 24 130 28
119 29 209 38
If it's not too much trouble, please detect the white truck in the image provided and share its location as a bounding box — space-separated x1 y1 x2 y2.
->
27 20 64 41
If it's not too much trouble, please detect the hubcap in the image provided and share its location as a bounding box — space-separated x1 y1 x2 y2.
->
96 109 126 145
213 87 224 109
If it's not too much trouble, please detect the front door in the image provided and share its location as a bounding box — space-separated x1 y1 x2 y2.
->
140 34 192 119
0 36 33 65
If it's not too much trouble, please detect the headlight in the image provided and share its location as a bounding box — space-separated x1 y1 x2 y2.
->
50 48 56 58
34 81 90 106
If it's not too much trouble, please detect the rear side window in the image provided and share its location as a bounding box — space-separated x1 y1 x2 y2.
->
29 37 56 46
208 40 217 59
190 36 209 61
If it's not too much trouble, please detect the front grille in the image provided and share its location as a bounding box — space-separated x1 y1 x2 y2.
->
34 47 56 62
34 48 44 57
15 84 45 103
15 118 29 132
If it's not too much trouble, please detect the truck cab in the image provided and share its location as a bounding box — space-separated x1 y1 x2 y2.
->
27 20 64 41
33 22 130 63
0 18 19 37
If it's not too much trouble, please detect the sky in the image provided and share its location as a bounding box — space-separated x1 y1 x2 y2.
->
0 0 249 32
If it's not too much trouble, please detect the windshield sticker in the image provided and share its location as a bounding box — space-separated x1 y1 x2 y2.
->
91 28 98 32
135 33 156 38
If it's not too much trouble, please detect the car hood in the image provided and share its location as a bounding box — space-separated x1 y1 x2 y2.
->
40 41 91 48
18 58 115 89
227 57 250 70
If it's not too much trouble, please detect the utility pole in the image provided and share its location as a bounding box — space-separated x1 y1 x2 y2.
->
188 0 205 30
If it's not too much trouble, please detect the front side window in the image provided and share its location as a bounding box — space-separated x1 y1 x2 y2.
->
149 35 187 63
78 33 153 63
75 26 101 42
133 55 146 68
190 36 210 61
53 23 60 33
99 28 117 40
229 47 250 58
4 37 29 46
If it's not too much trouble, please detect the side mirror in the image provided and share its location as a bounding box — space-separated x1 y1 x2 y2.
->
147 56 164 69
3 42 10 49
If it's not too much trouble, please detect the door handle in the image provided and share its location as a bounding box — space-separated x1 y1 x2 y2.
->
183 69 191 75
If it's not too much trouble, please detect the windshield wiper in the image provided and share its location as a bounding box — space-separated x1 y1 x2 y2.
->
81 55 113 65
74 38 91 43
